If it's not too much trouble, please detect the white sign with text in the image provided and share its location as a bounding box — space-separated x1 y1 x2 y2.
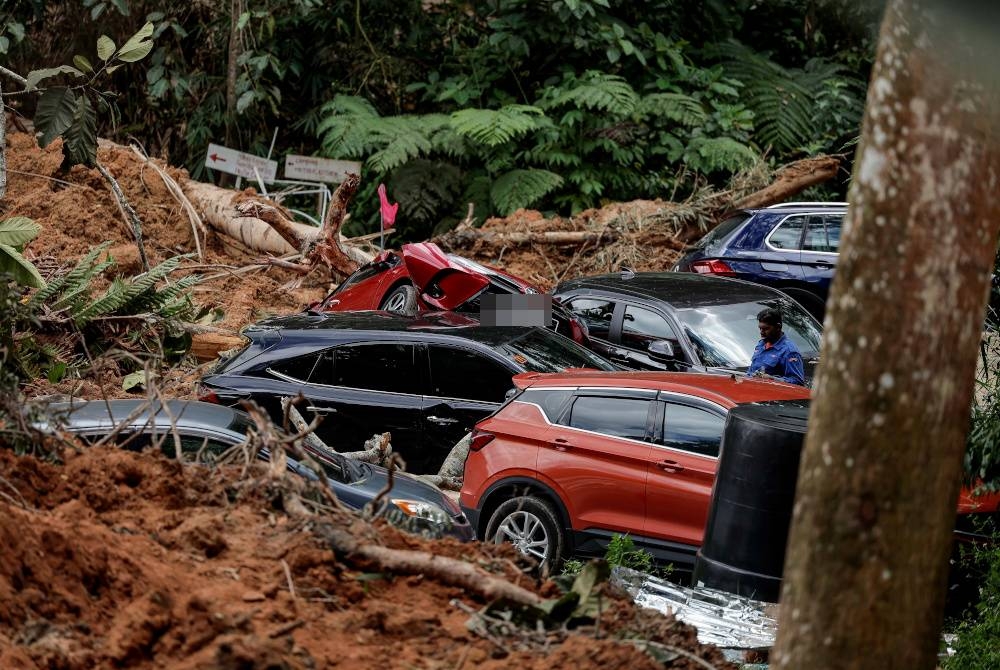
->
204 143 278 182
285 155 361 183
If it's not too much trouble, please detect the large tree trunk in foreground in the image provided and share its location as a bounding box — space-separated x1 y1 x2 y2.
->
772 3 1000 670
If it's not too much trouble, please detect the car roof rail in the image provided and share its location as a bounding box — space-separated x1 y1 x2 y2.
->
765 201 848 209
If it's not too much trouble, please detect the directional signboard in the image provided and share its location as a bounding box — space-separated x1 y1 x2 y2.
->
285 154 362 183
204 143 278 182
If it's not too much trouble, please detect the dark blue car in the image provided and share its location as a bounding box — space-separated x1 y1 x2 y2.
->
673 202 846 320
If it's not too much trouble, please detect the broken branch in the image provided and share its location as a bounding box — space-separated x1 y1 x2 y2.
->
317 523 544 607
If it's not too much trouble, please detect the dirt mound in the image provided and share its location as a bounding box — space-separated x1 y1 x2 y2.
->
0 447 734 669
436 201 703 292
3 129 323 331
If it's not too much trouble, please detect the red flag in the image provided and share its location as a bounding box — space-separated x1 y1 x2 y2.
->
378 183 398 230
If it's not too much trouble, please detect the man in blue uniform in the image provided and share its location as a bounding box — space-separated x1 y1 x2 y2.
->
747 308 805 385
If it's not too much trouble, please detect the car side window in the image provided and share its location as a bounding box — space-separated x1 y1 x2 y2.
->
177 435 238 462
802 214 842 253
270 351 326 383
565 396 652 441
768 216 807 250
333 343 420 395
517 389 574 422
620 305 680 352
565 298 615 340
428 346 512 403
663 403 725 458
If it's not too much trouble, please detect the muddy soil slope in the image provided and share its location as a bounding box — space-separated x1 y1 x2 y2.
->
0 446 734 669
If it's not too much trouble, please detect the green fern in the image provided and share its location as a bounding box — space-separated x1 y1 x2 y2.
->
714 40 863 153
490 169 563 215
29 242 113 309
637 92 707 127
450 105 544 147
367 116 449 172
685 136 760 173
544 71 639 114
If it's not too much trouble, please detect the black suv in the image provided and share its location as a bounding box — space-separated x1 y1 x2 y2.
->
200 311 615 474
553 272 822 382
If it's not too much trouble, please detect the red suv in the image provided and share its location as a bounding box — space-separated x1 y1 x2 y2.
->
460 371 812 571
462 371 1000 572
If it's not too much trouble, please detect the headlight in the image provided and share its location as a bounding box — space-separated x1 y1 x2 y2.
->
391 499 450 526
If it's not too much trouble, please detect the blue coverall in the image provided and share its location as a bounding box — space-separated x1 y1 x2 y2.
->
747 333 805 386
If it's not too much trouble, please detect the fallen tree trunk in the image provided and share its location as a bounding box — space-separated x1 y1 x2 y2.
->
438 229 620 248
434 155 841 249
733 155 842 210
183 179 316 255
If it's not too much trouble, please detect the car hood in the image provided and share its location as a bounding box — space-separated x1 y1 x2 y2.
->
401 242 490 311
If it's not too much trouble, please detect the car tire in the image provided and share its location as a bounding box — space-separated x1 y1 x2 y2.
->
485 495 565 572
379 283 419 315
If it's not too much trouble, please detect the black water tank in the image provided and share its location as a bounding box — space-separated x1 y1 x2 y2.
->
692 399 810 602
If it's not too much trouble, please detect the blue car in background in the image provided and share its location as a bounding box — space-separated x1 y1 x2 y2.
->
673 202 846 320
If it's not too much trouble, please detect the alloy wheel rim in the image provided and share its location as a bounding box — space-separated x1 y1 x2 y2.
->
494 511 550 561
383 291 407 311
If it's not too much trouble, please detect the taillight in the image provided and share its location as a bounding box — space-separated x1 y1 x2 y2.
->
569 317 589 344
691 259 736 277
469 429 496 452
196 384 219 404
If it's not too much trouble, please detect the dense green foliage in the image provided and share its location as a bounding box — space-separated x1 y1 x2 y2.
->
2 244 201 384
3 0 881 238
943 520 1000 669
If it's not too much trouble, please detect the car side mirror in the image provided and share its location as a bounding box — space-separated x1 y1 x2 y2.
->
647 340 675 361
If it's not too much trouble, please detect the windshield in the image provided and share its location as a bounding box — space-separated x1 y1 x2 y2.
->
496 329 616 372
675 296 822 368
692 214 751 251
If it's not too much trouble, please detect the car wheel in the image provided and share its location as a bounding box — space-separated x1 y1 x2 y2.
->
485 495 565 571
379 283 419 315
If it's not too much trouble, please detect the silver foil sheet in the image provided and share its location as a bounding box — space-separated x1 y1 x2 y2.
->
612 567 777 651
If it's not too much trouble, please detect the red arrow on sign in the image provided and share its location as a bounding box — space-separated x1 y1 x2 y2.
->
209 153 227 162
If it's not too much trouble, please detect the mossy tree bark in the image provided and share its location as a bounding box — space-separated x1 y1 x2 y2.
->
772 2 1000 669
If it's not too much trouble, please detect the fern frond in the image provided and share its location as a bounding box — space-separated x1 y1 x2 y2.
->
367 118 437 172
450 105 544 148
545 72 639 115
490 169 563 215
637 93 707 127
30 242 112 309
48 259 116 312
73 278 130 324
714 40 863 153
686 137 760 173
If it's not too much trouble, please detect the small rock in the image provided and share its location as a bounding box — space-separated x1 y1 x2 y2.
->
242 591 267 602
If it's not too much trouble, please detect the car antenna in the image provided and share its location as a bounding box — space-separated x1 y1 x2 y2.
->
620 266 636 280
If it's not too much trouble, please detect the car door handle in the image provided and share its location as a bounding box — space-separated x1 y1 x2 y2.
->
552 437 573 451
427 415 459 426
657 459 684 473
306 406 337 415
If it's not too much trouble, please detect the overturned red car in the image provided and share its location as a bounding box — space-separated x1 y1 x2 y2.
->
312 242 590 344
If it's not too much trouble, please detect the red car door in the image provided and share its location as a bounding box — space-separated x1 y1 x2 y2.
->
537 392 655 537
401 243 489 310
643 399 726 547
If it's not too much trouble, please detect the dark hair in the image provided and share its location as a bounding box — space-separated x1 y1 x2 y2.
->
757 308 782 326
